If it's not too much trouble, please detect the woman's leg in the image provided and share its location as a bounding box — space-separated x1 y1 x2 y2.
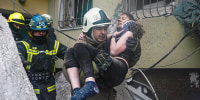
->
67 67 80 89
73 43 99 79
64 48 81 95
71 43 100 100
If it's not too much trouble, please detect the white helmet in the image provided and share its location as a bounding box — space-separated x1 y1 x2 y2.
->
82 8 110 37
41 14 53 26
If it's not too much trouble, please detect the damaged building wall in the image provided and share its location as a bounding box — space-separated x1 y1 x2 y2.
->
111 1 200 100
134 16 200 69
0 14 37 100
104 0 200 70
0 0 48 15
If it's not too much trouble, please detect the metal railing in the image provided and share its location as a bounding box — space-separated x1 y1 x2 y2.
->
129 0 177 20
58 0 92 30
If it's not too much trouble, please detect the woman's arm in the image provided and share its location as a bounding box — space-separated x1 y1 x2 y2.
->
110 31 133 56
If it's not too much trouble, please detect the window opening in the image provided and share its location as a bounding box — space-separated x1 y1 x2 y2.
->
58 0 93 30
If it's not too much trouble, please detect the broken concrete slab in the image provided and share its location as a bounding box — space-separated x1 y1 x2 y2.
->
0 13 37 100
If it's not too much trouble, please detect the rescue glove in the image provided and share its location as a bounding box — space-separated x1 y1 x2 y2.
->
22 60 31 66
19 55 31 66
93 51 113 76
51 55 58 60
126 37 139 52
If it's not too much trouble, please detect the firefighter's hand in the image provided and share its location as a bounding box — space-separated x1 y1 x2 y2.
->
77 33 86 40
22 60 31 66
126 37 138 51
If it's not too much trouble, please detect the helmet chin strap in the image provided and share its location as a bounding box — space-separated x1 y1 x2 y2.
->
91 31 98 42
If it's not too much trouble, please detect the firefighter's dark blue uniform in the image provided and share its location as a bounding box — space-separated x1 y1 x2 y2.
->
17 14 67 100
17 37 66 100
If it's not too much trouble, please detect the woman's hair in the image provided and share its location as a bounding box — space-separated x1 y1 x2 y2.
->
121 12 134 20
135 22 145 39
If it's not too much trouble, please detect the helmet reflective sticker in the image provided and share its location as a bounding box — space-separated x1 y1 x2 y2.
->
93 10 110 25
36 22 47 29
29 14 48 30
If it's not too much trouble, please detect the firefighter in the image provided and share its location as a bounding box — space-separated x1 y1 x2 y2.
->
7 12 28 41
64 8 142 100
17 14 67 100
42 14 57 40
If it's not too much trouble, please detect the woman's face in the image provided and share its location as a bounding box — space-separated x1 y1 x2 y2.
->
117 14 130 28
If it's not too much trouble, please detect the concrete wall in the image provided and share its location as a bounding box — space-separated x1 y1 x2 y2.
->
93 0 122 18
135 16 200 69
0 0 48 14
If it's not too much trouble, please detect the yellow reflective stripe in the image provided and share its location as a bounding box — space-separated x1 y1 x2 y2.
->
92 61 99 74
21 41 30 50
96 58 102 65
44 50 56 55
26 50 33 71
133 38 139 52
100 54 110 66
21 41 32 71
47 84 56 92
96 57 103 70
20 40 59 71
80 71 85 82
54 40 59 54
52 40 59 75
34 89 40 94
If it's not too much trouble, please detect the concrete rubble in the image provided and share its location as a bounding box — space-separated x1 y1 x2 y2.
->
0 13 37 100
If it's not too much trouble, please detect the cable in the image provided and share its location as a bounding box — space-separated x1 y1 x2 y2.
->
127 40 200 100
143 22 200 71
132 68 159 100
127 24 200 99
156 46 200 67
126 79 157 99
128 46 200 99
54 28 76 41
128 22 200 73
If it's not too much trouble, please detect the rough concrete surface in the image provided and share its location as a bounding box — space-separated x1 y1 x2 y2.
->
55 71 71 100
0 13 37 100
